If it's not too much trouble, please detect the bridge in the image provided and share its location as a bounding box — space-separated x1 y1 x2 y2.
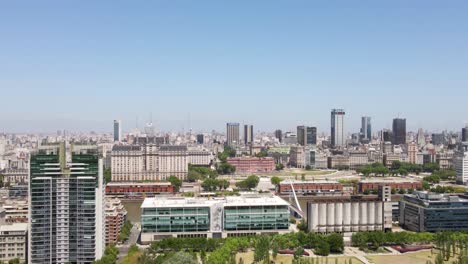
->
287 179 304 219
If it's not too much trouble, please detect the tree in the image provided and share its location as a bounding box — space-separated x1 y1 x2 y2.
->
297 219 308 232
168 176 182 192
104 168 112 183
271 176 283 186
165 252 198 264
236 175 259 190
187 170 203 182
276 163 285 171
327 233 344 253
217 162 236 175
316 240 330 256
255 150 268 158
8 259 20 264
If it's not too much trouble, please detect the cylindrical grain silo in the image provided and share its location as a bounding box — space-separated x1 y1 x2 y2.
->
335 202 343 232
311 203 319 232
319 203 327 233
375 202 383 230
367 202 375 231
351 202 359 231
326 203 335 232
360 202 368 231
343 202 351 232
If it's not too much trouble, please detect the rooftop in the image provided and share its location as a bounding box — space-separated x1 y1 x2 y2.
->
0 223 28 233
141 193 290 209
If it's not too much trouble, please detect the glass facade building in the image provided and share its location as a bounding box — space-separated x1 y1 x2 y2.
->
29 143 105 264
140 194 291 243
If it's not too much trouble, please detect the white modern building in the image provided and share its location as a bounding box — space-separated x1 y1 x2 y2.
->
113 120 122 142
140 194 290 243
455 144 468 185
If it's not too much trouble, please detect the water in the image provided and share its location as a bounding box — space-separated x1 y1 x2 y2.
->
122 200 143 223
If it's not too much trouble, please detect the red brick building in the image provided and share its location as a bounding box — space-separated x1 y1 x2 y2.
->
227 157 276 173
358 181 422 193
105 198 127 245
277 181 344 195
105 182 175 197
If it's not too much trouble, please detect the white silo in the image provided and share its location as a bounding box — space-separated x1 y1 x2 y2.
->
367 202 376 231
351 202 359 231
327 203 335 232
360 202 368 231
343 202 351 232
335 202 343 232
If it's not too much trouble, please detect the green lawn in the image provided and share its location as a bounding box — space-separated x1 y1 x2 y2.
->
366 250 451 264
236 252 363 264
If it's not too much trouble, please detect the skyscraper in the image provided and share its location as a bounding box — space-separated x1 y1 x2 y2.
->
392 118 407 145
113 120 121 142
417 128 426 147
226 123 240 146
455 144 468 185
29 142 105 263
463 126 468 142
297 126 317 146
331 109 345 148
196 134 204 144
360 116 372 141
275 130 282 143
244 125 253 145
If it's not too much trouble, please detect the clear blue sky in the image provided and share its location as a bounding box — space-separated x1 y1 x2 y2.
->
1 1 467 134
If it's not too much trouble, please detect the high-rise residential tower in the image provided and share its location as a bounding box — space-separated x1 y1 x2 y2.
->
360 116 372 141
29 143 105 264
113 120 122 142
331 109 345 148
297 126 317 146
392 118 407 145
244 125 253 145
226 123 240 146
455 144 468 185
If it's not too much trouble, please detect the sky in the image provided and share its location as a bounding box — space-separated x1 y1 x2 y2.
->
1 1 468 134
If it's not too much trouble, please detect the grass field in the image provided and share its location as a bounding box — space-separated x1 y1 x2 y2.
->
264 169 336 177
366 250 447 264
236 252 364 264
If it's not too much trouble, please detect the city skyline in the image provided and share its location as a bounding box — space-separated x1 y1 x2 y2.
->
1 1 468 133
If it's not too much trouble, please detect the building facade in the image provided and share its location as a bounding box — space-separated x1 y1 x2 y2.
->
400 192 468 232
243 125 253 145
140 194 290 243
361 116 372 142
0 223 28 263
392 118 406 145
105 198 127 245
331 109 345 148
277 181 344 195
29 143 105 264
113 120 122 142
226 157 275 173
226 123 240 146
297 126 317 146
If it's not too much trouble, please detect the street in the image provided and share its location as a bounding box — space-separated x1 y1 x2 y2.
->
117 224 140 263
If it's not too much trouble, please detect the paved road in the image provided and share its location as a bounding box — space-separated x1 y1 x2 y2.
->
117 224 140 263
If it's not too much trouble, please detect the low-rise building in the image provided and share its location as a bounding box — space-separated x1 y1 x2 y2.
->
226 157 275 173
0 223 28 263
277 180 344 195
140 194 290 243
358 179 422 193
105 198 127 245
1 168 28 185
0 199 28 223
400 191 468 232
105 182 175 197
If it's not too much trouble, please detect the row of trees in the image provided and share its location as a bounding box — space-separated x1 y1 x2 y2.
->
187 164 218 182
118 220 133 242
351 231 435 250
92 245 119 264
201 178 230 191
235 175 260 190
216 145 237 175
357 161 441 177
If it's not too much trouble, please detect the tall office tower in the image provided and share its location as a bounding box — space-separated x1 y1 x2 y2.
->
417 128 426 146
297 126 317 146
244 125 253 145
392 118 407 145
226 123 240 146
113 120 122 142
29 143 105 264
275 130 283 143
331 109 345 148
455 144 468 185
196 134 204 144
381 130 393 143
463 126 468 142
360 116 372 141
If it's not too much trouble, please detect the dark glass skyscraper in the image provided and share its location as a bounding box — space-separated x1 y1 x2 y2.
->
275 130 282 143
361 116 372 141
297 126 317 146
463 126 468 142
392 118 407 145
244 125 253 145
331 109 345 148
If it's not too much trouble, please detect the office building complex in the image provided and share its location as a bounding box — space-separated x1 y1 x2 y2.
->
140 194 290 243
243 125 253 145
331 109 345 148
307 186 392 233
392 118 406 145
113 120 122 142
297 126 317 146
361 116 372 141
226 123 240 146
463 126 468 142
0 223 28 263
29 143 105 263
400 191 468 232
196 134 204 144
111 145 189 181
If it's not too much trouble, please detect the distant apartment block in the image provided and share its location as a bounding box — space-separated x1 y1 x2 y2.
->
226 157 275 173
1 168 28 185
105 198 127 245
226 123 240 146
105 182 174 197
276 180 344 195
358 179 422 193
0 223 28 263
